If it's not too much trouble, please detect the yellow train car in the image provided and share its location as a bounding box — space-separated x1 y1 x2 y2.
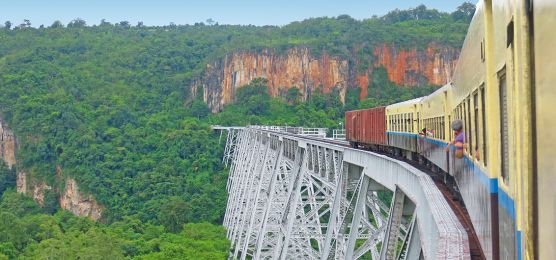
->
380 0 556 259
385 97 421 155
440 0 550 258
533 1 556 259
346 0 553 258
418 84 452 172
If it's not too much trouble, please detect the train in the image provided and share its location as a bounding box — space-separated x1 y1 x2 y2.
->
345 0 555 259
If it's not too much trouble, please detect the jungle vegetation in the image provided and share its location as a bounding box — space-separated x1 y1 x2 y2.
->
0 3 473 258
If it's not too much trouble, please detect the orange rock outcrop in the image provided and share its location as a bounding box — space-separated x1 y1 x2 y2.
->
191 44 459 112
373 43 458 86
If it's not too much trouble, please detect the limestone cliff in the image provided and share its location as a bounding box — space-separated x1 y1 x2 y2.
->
373 43 458 86
191 44 459 112
191 48 350 112
60 178 102 221
0 120 16 169
0 119 102 220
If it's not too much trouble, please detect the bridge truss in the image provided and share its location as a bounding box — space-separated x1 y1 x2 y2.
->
217 126 470 259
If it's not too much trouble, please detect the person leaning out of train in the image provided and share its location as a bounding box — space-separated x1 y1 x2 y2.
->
445 119 466 159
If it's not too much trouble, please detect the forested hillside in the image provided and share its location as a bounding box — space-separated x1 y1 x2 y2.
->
0 3 473 258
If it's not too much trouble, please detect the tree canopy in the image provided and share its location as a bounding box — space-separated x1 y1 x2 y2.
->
0 3 471 258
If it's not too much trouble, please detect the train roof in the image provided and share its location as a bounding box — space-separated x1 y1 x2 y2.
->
345 106 386 113
386 97 423 109
421 83 453 102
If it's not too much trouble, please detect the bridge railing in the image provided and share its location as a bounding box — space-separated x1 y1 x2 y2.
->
249 125 327 138
332 129 346 140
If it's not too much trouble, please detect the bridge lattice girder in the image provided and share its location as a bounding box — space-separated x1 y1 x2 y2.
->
220 127 470 260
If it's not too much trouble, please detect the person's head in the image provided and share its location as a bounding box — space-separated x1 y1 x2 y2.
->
451 120 463 133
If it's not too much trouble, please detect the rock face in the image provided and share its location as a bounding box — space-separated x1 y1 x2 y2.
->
32 182 52 206
373 43 458 86
60 178 102 221
0 119 103 220
191 44 459 112
191 48 350 112
16 171 26 193
0 120 16 169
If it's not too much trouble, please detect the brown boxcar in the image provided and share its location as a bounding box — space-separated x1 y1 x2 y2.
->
345 107 387 146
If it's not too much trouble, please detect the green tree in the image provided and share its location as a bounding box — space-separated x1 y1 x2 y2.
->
286 87 301 104
67 18 87 28
157 197 189 233
187 100 210 119
452 2 476 22
50 20 64 28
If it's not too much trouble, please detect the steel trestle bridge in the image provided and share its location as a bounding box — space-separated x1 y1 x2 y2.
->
215 126 470 260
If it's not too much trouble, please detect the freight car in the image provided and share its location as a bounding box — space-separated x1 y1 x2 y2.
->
345 107 387 148
345 0 555 259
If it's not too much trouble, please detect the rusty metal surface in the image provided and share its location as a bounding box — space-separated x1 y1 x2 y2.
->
346 107 387 146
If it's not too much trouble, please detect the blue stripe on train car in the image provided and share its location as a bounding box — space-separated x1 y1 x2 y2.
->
386 131 418 138
387 131 522 259
517 231 522 260
424 137 448 147
462 154 521 260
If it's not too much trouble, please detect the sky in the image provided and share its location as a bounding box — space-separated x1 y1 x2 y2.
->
0 0 466 27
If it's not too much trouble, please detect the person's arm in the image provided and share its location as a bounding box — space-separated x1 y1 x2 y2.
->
445 140 456 152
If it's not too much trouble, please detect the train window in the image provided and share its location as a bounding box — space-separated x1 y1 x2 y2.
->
435 118 438 139
417 112 420 133
403 114 407 132
441 117 445 140
410 113 413 133
507 20 514 47
480 39 485 62
408 114 411 132
391 115 394 131
390 115 393 131
406 113 410 132
499 70 509 183
481 86 487 165
434 118 437 139
392 115 395 131
463 101 468 150
468 97 473 156
393 115 395 131
439 117 442 139
474 91 479 159
433 118 437 139
447 115 451 140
